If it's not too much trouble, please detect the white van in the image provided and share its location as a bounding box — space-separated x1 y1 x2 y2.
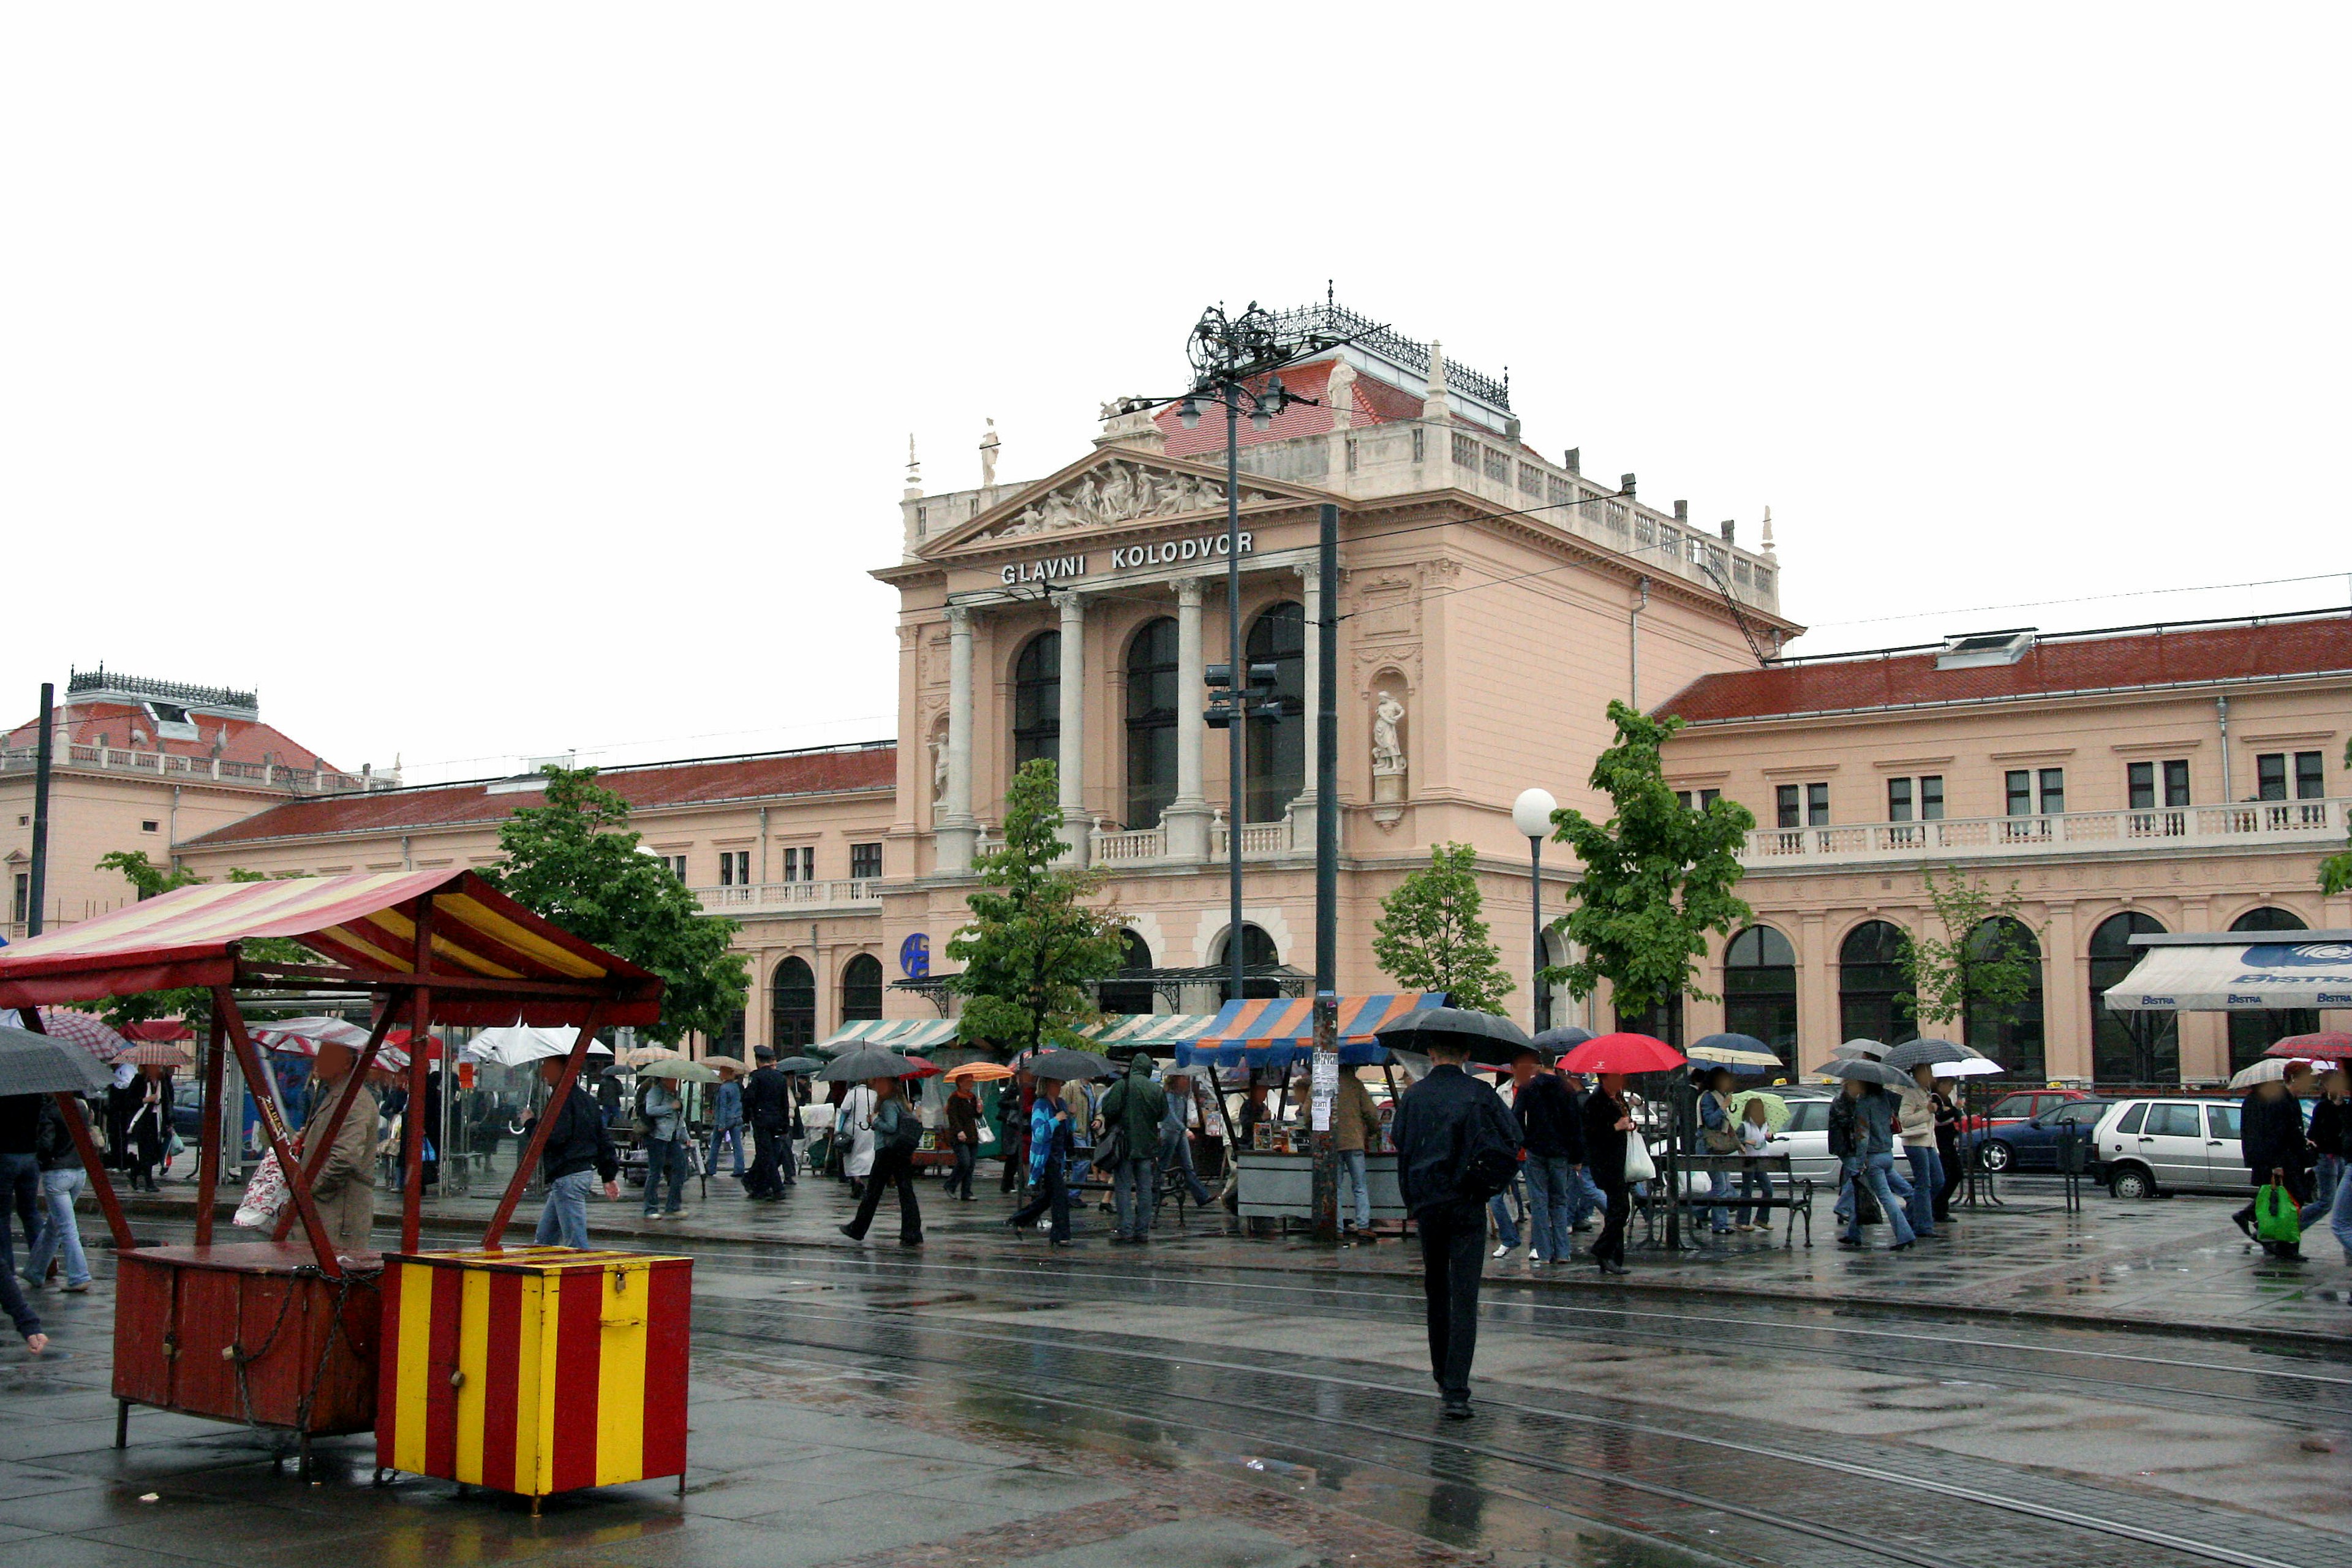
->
2092 1098 2243 1198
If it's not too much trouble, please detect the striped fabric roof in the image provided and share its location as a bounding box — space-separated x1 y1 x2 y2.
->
815 1018 960 1052
1177 993 1443 1071
1077 1014 1219 1050
0 870 662 1027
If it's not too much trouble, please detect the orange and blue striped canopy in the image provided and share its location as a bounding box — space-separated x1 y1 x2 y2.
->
1178 992 1443 1071
0 870 662 1027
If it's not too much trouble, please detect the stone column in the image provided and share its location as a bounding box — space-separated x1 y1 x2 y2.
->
1288 562 1321 842
1798 912 1833 1054
1165 577 1213 861
1057 592 1088 865
2041 902 2086 1084
936 606 978 873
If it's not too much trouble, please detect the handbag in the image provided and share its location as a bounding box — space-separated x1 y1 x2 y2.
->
1090 1123 1130 1174
1624 1136 1658 1184
2255 1180 2302 1246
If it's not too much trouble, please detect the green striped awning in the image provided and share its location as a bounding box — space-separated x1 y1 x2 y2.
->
1076 1014 1219 1052
813 1019 960 1052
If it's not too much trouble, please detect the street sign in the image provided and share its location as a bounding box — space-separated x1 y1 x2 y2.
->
899 933 930 979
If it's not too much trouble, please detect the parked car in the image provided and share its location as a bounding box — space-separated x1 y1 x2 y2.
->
1756 1095 1841 1185
2092 1098 2243 1197
1960 1099 2110 1172
1959 1087 2099 1136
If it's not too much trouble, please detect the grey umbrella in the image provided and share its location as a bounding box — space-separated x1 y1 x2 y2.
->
1531 1025 1596 1054
1021 1048 1116 1082
816 1046 933 1082
1833 1038 1890 1060
770 1055 824 1074
1374 1008 1535 1067
1813 1057 1913 1089
0 1024 115 1096
1883 1038 1968 1072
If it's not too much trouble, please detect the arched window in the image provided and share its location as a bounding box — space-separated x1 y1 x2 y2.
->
1724 925 1798 1063
1012 631 1060 767
841 954 884 1022
1215 923 1284 999
2090 912 2174 1084
1838 921 1917 1047
1125 617 1180 829
771 957 815 1050
1243 601 1305 823
2227 907 2315 1072
1098 930 1157 1016
1963 917 2045 1078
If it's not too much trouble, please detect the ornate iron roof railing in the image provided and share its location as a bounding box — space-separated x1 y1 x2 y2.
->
1268 301 1512 411
67 666 258 713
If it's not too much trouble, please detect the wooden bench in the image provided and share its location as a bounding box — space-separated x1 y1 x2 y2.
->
1666 1153 1815 1247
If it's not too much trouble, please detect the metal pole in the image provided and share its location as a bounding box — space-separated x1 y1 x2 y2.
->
1311 502 1340 1243
1530 837 1546 1033
28 682 54 936
1226 388 1245 1006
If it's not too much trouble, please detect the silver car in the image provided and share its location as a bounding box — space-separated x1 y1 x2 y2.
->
2092 1098 2244 1198
1758 1095 1841 1185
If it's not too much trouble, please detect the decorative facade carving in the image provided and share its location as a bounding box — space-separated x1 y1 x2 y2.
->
974 459 1276 540
1370 684 1409 830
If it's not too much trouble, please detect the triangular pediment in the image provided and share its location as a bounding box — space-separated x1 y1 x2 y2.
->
922 447 1332 558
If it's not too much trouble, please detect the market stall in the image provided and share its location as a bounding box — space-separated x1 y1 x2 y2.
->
0 869 665 1484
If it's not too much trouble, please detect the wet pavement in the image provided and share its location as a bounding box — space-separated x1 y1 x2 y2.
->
6 1169 2350 1568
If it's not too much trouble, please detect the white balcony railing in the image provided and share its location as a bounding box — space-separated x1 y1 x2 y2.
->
1210 816 1295 859
0 743 380 794
1743 798 2346 868
1091 823 1167 863
692 878 883 914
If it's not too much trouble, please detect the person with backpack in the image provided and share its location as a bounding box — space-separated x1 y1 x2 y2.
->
1096 1054 1169 1245
526 1058 620 1250
838 1076 924 1248
1390 1031 1523 1420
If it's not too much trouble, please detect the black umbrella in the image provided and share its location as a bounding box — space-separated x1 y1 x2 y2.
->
0 1023 115 1096
770 1055 824 1074
1882 1038 1968 1072
1374 1008 1535 1067
1532 1025 1596 1055
1021 1048 1115 1082
816 1047 933 1082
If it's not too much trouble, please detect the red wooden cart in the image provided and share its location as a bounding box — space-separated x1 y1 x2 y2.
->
0 870 663 1475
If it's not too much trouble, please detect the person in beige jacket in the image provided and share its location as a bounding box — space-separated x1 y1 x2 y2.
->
1332 1069 1385 1243
1896 1065 1940 1242
302 1041 379 1256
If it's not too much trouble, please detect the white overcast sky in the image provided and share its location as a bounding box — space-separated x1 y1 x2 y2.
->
6 6 2346 784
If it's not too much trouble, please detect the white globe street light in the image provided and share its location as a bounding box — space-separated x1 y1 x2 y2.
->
1512 788 1559 1031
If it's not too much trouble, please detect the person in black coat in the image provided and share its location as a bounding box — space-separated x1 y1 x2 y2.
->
740 1049 790 1200
526 1059 619 1249
2232 1072 2314 1257
1509 1051 1585 1265
1582 1074 1637 1275
1391 1036 1523 1421
2305 1070 2349 1223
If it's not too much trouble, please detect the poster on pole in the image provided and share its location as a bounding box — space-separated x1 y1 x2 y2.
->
1310 1049 1338 1132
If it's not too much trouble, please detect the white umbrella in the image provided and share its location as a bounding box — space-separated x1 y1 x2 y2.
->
2228 1057 2299 1090
462 1025 612 1068
251 1017 371 1057
1931 1058 2005 1078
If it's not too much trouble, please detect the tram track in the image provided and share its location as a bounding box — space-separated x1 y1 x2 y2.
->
689 1284 2332 1568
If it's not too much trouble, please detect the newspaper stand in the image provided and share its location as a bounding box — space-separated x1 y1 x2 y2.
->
0 870 664 1479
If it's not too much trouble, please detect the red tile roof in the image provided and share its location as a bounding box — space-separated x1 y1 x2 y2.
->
1155 358 1454 459
1660 614 2352 724
4 701 336 772
180 744 899 847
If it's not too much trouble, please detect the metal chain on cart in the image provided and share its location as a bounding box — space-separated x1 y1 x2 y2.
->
227 1268 307 1461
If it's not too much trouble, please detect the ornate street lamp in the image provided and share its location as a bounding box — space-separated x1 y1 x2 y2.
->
1512 788 1559 1032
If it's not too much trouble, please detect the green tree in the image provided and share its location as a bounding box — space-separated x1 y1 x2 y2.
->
89 854 311 1031
1372 841 1513 1012
1542 701 1757 1019
2322 738 2352 895
946 759 1125 1057
486 765 747 1045
1896 865 2043 1037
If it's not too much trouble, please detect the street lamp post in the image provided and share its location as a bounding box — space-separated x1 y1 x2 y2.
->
1512 788 1558 1035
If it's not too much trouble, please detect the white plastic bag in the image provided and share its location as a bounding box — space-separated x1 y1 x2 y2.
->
1624 1136 1658 1185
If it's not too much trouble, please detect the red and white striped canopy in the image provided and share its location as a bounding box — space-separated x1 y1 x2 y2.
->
0 870 661 1027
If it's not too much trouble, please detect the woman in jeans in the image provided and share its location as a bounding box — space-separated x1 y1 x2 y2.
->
1008 1077 1076 1246
1839 1079 1917 1251
839 1076 924 1247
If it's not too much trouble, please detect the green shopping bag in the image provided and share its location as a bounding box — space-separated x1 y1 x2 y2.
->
2255 1182 2302 1246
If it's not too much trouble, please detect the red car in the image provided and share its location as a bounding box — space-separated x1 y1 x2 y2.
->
1959 1088 2097 1136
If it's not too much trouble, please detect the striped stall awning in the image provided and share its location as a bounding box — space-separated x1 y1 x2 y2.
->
1077 1014 1219 1052
0 870 663 1027
1176 993 1445 1072
814 1018 962 1052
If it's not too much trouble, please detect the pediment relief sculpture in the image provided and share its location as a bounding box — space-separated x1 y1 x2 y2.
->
970 458 1280 542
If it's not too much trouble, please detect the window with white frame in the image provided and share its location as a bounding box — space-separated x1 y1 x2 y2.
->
2128 759 2191 810
781 846 814 882
718 850 750 886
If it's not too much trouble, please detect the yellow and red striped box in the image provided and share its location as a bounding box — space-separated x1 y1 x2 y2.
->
376 1247 691 1498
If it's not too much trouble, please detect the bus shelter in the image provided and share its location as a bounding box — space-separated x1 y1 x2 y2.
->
0 870 663 1471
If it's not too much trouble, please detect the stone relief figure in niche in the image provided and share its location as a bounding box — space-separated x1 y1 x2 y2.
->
930 726 950 802
995 460 1259 537
1371 692 1408 774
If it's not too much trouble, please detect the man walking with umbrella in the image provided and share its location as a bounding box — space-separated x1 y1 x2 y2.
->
1389 1018 1525 1420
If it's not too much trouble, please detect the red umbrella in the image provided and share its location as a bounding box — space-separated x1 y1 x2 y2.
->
2266 1032 2352 1061
121 1019 194 1042
29 1008 128 1062
1557 1032 1686 1076
899 1055 944 1077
